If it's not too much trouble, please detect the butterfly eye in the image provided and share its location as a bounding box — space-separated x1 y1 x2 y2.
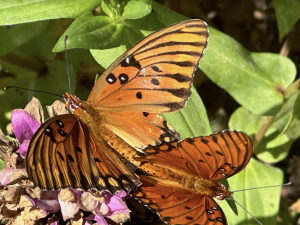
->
118 73 129 85
106 73 117 84
143 112 149 117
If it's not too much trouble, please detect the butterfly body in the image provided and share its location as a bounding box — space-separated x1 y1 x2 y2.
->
26 19 209 193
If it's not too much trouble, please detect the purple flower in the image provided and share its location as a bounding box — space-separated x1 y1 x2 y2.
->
0 98 131 224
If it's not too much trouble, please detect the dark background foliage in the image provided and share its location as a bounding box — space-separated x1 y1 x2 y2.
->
0 0 300 224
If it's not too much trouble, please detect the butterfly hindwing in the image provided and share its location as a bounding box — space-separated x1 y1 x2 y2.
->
136 176 227 225
89 19 208 113
178 130 253 181
135 130 252 180
104 111 179 148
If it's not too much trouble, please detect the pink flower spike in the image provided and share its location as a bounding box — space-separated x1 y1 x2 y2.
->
19 140 30 158
11 109 40 144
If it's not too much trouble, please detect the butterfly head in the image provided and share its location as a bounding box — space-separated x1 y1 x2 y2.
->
63 92 82 112
216 183 233 201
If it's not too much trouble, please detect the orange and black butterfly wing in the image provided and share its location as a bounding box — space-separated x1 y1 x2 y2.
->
88 19 209 148
136 130 253 180
136 176 227 225
177 130 253 181
27 114 140 192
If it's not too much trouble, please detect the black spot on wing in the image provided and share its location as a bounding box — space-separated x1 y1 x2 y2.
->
151 65 162 72
56 120 64 128
118 73 129 85
106 73 117 84
205 152 212 156
44 126 57 143
58 129 67 137
57 151 65 161
68 154 74 162
121 55 141 69
151 78 160 86
136 92 142 99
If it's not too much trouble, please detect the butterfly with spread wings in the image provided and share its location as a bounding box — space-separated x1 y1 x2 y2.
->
134 130 253 225
26 19 209 193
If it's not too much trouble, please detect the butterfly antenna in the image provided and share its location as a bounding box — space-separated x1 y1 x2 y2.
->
4 86 62 97
64 35 72 95
227 196 262 225
232 181 292 193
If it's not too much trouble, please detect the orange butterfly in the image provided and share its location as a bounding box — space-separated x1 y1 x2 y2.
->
134 130 253 225
26 19 209 193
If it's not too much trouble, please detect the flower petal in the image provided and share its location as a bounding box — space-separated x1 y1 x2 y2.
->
11 109 40 144
19 140 30 158
59 192 79 220
0 168 27 185
85 214 108 225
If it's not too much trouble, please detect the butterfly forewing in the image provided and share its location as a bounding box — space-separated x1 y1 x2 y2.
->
88 19 208 113
27 114 127 191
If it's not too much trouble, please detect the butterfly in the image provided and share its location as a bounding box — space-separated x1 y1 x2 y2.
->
134 130 253 225
26 19 209 193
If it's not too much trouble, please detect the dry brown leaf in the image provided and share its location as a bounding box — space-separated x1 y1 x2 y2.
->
290 198 300 213
24 97 44 124
59 188 76 202
5 186 25 204
46 100 69 117
25 187 42 199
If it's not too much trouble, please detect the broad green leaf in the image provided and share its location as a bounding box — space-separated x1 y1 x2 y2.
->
153 1 297 116
0 21 48 57
200 28 296 116
152 1 187 26
221 158 283 225
121 1 151 20
229 90 300 164
0 159 3 170
53 12 161 52
0 0 101 25
162 86 212 138
91 45 127 69
273 0 300 39
293 92 300 120
101 0 115 17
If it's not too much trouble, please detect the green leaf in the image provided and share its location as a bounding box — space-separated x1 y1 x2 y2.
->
53 12 162 52
0 0 101 25
273 0 300 39
91 45 127 69
162 86 212 139
229 90 300 164
152 1 187 26
200 27 296 116
121 1 151 20
0 21 48 57
153 1 297 116
221 158 283 225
